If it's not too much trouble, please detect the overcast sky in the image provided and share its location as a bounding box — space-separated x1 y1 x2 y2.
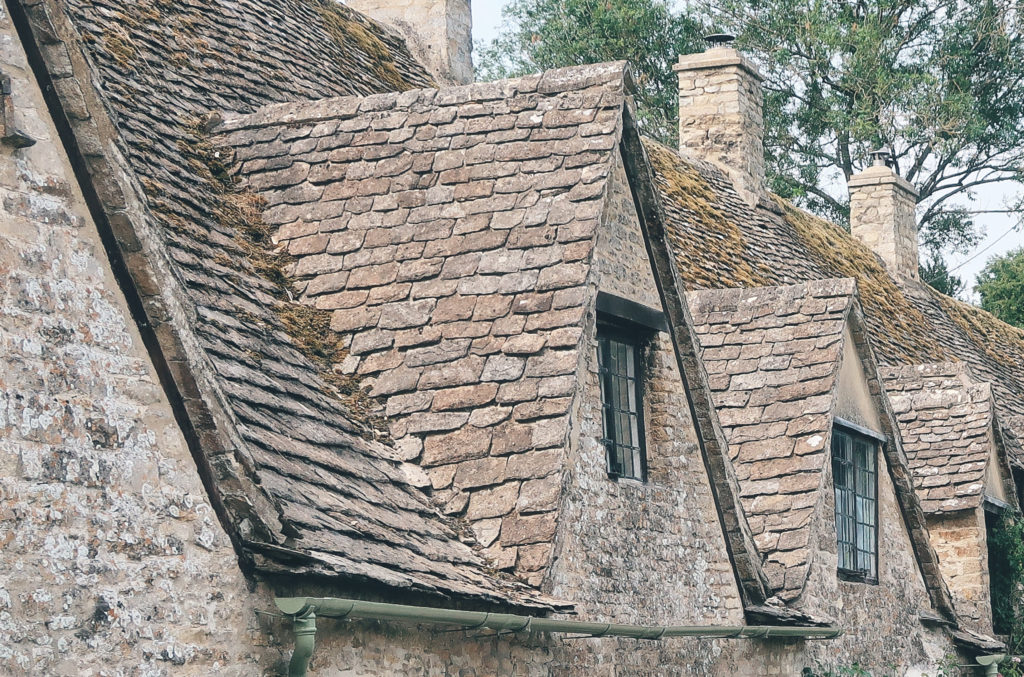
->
470 1 1023 299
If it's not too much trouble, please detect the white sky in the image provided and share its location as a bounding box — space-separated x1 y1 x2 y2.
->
470 0 1024 299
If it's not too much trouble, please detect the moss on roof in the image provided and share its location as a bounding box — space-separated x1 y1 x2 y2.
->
313 0 422 92
645 139 772 289
932 288 1024 371
179 117 386 435
775 197 947 364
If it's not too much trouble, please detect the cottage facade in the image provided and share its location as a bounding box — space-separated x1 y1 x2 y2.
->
0 0 1021 675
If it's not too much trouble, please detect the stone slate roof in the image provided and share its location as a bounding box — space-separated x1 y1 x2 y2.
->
21 0 552 607
686 279 854 599
684 279 955 614
214 62 631 582
883 363 1018 513
646 140 1024 469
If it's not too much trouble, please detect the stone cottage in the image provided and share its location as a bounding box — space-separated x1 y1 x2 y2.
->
0 0 1019 675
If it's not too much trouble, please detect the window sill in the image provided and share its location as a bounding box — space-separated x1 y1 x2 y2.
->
607 473 646 487
838 570 878 585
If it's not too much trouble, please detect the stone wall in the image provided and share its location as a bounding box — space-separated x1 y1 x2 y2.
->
0 5 272 672
927 508 993 634
796 434 958 673
347 0 473 85
545 151 748 673
674 47 765 207
849 164 920 280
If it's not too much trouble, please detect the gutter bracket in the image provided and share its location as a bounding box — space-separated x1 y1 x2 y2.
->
288 607 317 677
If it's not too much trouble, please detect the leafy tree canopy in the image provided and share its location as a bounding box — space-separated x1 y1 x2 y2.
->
919 254 966 300
706 0 1024 261
476 0 705 144
976 245 1024 328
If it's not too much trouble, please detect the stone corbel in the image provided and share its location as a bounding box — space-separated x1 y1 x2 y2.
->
0 72 35 148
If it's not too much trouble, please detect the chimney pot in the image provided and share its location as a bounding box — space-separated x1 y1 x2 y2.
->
870 147 892 167
704 33 736 48
849 161 920 280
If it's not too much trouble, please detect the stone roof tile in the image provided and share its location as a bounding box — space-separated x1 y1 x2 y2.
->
883 363 1010 513
215 64 630 580
650 140 1024 469
37 0 561 607
687 279 855 599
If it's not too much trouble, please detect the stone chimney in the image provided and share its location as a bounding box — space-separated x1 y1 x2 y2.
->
346 0 473 85
674 38 765 206
848 150 920 280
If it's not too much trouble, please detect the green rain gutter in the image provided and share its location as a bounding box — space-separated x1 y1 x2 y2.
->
274 597 842 677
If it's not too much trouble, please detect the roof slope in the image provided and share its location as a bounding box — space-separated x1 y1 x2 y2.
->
686 279 855 598
647 139 1024 467
883 363 1017 513
27 0 548 605
214 62 631 581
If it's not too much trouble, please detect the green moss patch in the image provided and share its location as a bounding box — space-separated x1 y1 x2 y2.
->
646 139 772 289
777 197 947 363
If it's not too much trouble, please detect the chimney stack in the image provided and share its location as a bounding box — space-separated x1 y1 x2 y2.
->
347 0 473 85
674 37 765 206
848 150 920 280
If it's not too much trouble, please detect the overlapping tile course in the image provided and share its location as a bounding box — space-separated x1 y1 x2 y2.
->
32 0 548 605
883 363 1006 513
650 139 1024 469
218 62 630 580
686 279 855 598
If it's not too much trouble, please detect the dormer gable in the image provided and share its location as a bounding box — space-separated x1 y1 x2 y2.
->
686 279 955 621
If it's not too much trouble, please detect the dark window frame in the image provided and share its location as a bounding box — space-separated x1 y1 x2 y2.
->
831 421 881 584
596 319 649 482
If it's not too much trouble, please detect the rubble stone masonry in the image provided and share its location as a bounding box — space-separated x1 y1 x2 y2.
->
849 164 920 280
927 508 993 634
0 6 268 672
674 47 765 207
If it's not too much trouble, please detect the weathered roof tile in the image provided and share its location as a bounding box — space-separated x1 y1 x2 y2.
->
687 279 855 599
214 63 630 578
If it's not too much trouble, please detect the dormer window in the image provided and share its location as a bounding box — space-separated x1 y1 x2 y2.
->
832 421 880 582
597 324 646 481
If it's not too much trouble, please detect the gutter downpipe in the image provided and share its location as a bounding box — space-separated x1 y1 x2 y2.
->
274 597 843 677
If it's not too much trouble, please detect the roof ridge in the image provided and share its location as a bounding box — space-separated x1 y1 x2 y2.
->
216 61 632 134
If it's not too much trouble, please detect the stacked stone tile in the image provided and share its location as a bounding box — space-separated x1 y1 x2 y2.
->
24 0 551 606
217 62 630 579
687 279 855 597
883 363 1011 513
650 140 1024 470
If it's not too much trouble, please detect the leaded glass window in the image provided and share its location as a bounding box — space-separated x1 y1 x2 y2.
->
597 327 646 481
832 427 878 581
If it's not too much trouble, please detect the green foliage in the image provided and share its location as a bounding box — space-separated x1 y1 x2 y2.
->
1002 655 1024 677
802 664 874 677
475 0 705 145
801 655 964 677
976 246 1024 329
988 512 1024 654
705 0 1024 257
920 254 967 299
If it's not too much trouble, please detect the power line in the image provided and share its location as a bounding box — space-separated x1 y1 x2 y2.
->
946 223 1022 275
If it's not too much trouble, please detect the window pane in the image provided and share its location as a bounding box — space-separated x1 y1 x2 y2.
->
597 330 646 480
833 427 878 579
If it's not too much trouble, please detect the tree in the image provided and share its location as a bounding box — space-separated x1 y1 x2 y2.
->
976 246 1024 328
919 254 966 299
476 0 705 145
706 0 1024 260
